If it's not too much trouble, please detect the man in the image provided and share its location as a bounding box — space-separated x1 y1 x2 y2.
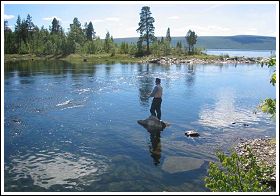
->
149 78 163 120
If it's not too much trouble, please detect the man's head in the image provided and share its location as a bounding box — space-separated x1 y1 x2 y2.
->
155 78 161 84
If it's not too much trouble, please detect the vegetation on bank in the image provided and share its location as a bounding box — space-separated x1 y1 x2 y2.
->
4 52 227 64
4 5 273 64
259 57 276 119
4 6 201 60
4 53 141 64
204 147 274 192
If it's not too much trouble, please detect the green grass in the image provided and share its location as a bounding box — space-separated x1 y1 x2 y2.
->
4 53 223 64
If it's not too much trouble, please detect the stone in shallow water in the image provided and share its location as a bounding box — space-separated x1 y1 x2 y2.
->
185 130 200 137
137 115 169 131
162 156 205 174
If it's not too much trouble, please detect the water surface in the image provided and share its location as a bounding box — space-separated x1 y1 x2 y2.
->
4 60 276 192
204 49 275 58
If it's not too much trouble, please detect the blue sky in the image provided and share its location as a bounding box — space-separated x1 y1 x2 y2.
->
2 1 278 38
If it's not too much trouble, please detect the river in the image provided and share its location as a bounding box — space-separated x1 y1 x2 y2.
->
204 49 275 58
4 60 276 192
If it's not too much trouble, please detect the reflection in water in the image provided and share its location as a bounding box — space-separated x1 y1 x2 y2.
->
137 64 154 107
8 151 109 189
185 64 196 87
148 129 162 166
198 88 263 128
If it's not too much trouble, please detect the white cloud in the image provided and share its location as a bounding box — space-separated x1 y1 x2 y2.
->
4 14 15 20
93 19 104 23
203 4 224 12
168 16 180 20
105 17 120 22
43 16 62 22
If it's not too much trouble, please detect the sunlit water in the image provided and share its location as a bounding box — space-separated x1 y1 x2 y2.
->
204 49 275 58
4 60 276 192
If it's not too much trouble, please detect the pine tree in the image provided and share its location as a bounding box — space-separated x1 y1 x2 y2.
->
166 27 171 43
51 17 61 34
185 30 197 53
85 21 95 40
136 6 155 54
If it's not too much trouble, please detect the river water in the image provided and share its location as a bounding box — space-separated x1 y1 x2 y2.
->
4 60 276 192
204 49 275 58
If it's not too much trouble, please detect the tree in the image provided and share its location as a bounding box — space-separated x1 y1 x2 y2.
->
4 20 16 54
185 29 197 54
26 14 35 34
4 20 11 32
136 6 155 54
136 38 144 57
104 31 114 53
51 17 61 34
166 27 171 43
14 15 22 50
175 41 183 55
68 17 85 52
85 21 95 41
120 42 129 54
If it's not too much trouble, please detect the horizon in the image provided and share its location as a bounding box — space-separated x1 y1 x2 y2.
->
2 1 278 39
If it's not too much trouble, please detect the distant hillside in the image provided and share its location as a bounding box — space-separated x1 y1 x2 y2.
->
114 35 276 50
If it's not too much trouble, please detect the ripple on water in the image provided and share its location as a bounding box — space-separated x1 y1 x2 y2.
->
55 99 86 110
8 151 110 189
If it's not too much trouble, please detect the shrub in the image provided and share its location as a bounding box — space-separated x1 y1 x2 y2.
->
204 147 273 192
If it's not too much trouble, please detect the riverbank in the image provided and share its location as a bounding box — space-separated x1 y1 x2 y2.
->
143 56 263 65
4 54 143 64
234 138 276 188
4 53 268 65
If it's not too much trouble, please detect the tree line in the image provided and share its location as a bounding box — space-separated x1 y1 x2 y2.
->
4 6 198 57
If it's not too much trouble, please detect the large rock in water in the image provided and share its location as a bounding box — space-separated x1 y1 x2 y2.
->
137 115 168 131
162 156 205 174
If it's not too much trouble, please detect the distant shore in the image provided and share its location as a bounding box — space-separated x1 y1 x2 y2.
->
4 53 269 65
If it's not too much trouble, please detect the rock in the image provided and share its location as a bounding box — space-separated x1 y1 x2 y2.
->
143 56 260 65
234 138 276 187
137 115 169 131
162 156 205 174
185 130 200 137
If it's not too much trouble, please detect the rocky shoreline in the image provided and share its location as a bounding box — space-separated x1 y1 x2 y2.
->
234 138 276 188
143 56 270 65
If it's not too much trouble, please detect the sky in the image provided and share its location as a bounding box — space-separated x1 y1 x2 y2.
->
2 1 278 39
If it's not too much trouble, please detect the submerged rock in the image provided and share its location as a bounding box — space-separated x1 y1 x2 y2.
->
162 156 205 174
137 115 169 131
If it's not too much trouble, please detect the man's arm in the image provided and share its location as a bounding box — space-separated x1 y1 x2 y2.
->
150 86 158 97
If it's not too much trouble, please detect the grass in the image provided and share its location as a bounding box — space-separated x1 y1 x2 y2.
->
4 53 222 64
